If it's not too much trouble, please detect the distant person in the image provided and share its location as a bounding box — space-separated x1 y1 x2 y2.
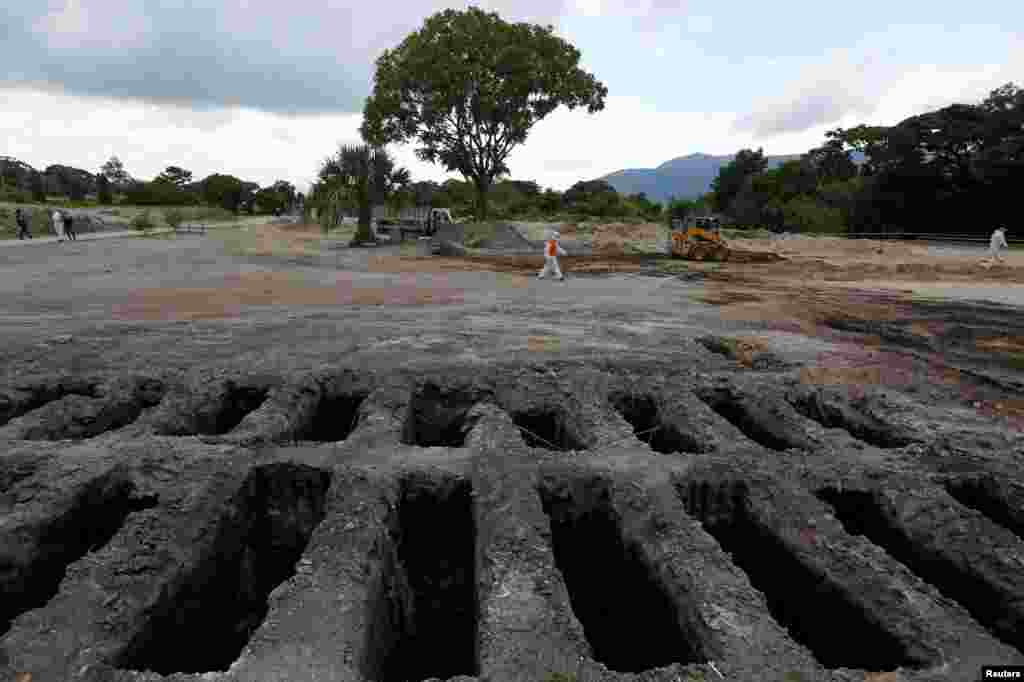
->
50 208 65 240
62 211 77 241
51 208 65 242
15 208 32 239
538 229 567 281
989 226 1008 262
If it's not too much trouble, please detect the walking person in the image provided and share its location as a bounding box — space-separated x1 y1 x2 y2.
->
62 211 77 241
51 208 65 242
538 229 567 281
988 226 1008 263
15 208 32 239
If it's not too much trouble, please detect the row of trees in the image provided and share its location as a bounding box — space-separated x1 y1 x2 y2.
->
306 140 667 241
708 82 1024 234
94 156 299 214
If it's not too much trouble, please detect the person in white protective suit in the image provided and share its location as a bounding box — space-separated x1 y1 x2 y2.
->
538 229 567 281
51 209 65 242
989 226 1009 262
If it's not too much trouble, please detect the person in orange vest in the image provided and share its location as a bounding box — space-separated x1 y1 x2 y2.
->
538 229 567 281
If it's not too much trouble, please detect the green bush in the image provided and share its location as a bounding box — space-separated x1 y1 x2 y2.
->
0 187 33 203
130 209 155 231
164 207 185 229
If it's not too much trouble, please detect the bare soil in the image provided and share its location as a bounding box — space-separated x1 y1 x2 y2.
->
2 223 1024 682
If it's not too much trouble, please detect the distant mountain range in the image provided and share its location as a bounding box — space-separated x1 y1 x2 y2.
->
599 152 802 204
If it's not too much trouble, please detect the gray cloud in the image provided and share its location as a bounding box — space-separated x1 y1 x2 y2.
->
2 1 568 115
733 85 868 136
732 55 897 137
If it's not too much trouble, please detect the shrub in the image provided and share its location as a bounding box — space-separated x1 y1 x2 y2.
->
0 187 33 203
131 209 155 231
164 207 185 229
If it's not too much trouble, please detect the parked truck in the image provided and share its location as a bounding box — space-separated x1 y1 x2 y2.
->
373 206 454 239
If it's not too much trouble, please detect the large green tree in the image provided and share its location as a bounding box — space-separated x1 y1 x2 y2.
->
100 156 131 187
155 166 194 188
710 148 768 214
360 6 607 219
201 174 246 212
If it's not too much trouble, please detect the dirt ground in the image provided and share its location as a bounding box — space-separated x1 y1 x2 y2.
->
3 222 1024 682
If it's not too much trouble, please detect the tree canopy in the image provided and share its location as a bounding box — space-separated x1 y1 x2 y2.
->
702 82 1023 235
155 166 194 188
310 144 409 240
360 6 607 219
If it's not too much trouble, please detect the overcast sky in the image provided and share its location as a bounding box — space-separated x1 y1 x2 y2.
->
2 0 1021 193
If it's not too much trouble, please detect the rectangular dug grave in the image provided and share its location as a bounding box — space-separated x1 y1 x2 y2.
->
0 477 157 636
539 479 704 673
511 408 587 452
944 478 1024 541
695 387 808 451
787 388 916 449
362 475 478 682
401 384 482 447
608 391 700 454
818 487 1024 654
114 463 331 674
199 385 270 435
298 391 368 442
682 481 924 671
0 377 100 426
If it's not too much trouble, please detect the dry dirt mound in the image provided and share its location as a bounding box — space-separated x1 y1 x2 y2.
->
592 222 661 254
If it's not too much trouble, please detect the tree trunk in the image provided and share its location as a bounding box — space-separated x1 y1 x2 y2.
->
354 184 375 243
473 177 491 220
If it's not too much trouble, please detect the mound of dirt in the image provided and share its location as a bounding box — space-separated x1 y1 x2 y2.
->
431 222 537 253
592 222 661 255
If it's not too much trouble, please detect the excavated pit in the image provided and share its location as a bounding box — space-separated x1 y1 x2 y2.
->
817 487 1023 654
944 479 1024 541
363 476 477 682
0 380 100 427
681 481 924 671
608 392 700 454
512 409 587 452
787 390 914 449
695 389 795 451
401 384 481 447
115 463 331 674
17 394 164 442
298 391 367 442
539 480 705 673
0 478 157 636
197 386 269 435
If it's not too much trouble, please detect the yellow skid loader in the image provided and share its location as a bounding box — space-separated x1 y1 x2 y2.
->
670 216 730 261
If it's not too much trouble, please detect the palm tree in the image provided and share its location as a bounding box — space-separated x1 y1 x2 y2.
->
313 144 410 243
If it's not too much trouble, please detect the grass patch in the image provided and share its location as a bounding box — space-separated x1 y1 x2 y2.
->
461 222 500 248
723 228 773 240
653 258 693 274
213 224 327 258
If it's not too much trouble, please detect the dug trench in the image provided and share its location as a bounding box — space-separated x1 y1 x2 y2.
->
0 474 158 637
0 376 103 427
608 391 701 454
361 474 477 682
817 486 1024 654
0 377 168 441
114 462 331 675
678 479 927 672
3 357 1024 681
538 477 706 674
